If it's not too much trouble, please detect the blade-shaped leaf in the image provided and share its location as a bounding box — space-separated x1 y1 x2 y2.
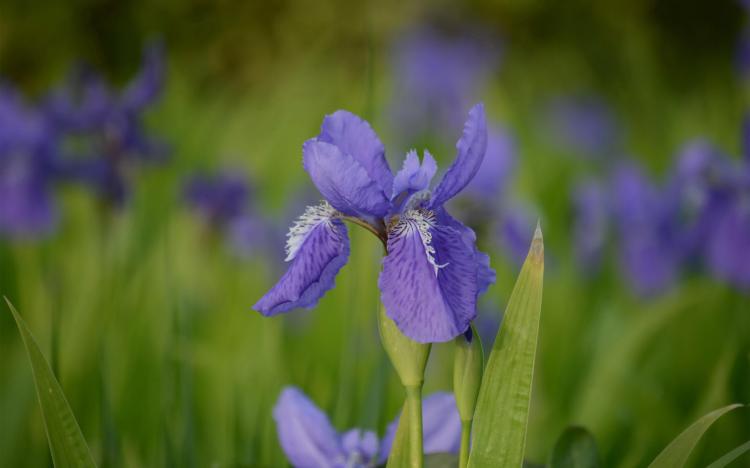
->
706 439 750 468
5 297 96 468
549 426 601 468
468 224 544 467
648 404 743 468
424 452 459 467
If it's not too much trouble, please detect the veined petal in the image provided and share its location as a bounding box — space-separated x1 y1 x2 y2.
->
380 392 461 462
437 208 496 294
318 110 393 194
303 139 391 218
273 387 343 468
253 203 349 315
392 149 437 200
430 103 487 208
379 210 478 343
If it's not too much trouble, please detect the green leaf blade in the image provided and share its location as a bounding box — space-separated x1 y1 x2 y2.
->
648 404 743 468
468 224 544 468
706 439 750 468
5 298 96 468
549 426 601 468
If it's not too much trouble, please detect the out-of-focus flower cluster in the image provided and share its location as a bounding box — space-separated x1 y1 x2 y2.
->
572 125 750 295
0 43 167 239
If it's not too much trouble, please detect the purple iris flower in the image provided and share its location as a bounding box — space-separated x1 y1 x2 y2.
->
46 42 167 206
273 386 461 467
254 104 495 343
0 85 61 237
571 180 608 273
390 27 500 141
610 163 682 297
544 96 620 158
497 203 538 267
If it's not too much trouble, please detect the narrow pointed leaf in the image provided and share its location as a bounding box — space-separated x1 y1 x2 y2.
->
549 426 601 468
706 439 750 468
424 452 459 467
648 404 743 468
468 224 544 467
5 298 96 468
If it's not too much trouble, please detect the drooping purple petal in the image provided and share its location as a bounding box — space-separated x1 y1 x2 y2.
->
379 211 478 342
380 392 461 462
437 208 495 294
303 140 391 219
254 203 349 315
430 103 488 208
318 110 393 195
273 387 344 468
0 152 57 237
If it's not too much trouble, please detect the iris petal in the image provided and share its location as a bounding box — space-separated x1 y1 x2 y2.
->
253 204 349 315
379 211 478 342
430 103 487 208
303 139 391 218
273 387 343 468
392 149 437 201
318 110 393 195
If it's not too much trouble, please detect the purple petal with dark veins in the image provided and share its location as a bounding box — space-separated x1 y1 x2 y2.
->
254 215 349 315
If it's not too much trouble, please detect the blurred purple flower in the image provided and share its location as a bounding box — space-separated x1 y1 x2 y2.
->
610 163 683 297
704 176 750 288
254 105 495 343
46 42 168 206
571 180 608 273
544 96 620 158
0 85 61 237
390 27 501 141
273 386 461 467
184 172 250 228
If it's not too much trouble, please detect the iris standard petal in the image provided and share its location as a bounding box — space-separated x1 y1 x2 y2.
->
273 387 344 468
430 103 487 208
379 210 478 342
318 110 393 195
303 139 391 218
253 203 349 315
392 150 437 200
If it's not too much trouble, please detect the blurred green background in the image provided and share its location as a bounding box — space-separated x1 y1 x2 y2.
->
1 0 749 466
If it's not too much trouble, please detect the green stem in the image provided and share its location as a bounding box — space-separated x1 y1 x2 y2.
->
405 385 424 468
459 420 472 468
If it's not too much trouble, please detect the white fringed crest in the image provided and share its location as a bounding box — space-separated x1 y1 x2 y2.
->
391 209 448 276
285 201 339 262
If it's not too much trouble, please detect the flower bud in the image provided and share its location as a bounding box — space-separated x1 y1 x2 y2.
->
378 304 431 387
453 324 484 422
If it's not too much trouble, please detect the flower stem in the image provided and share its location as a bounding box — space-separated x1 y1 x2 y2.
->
405 384 424 468
459 419 472 468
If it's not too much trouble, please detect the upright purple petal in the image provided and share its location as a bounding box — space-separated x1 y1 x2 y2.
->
273 387 344 468
430 103 488 208
303 140 391 219
318 110 393 195
254 203 349 315
380 392 461 462
121 41 165 112
379 210 478 342
392 150 437 200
